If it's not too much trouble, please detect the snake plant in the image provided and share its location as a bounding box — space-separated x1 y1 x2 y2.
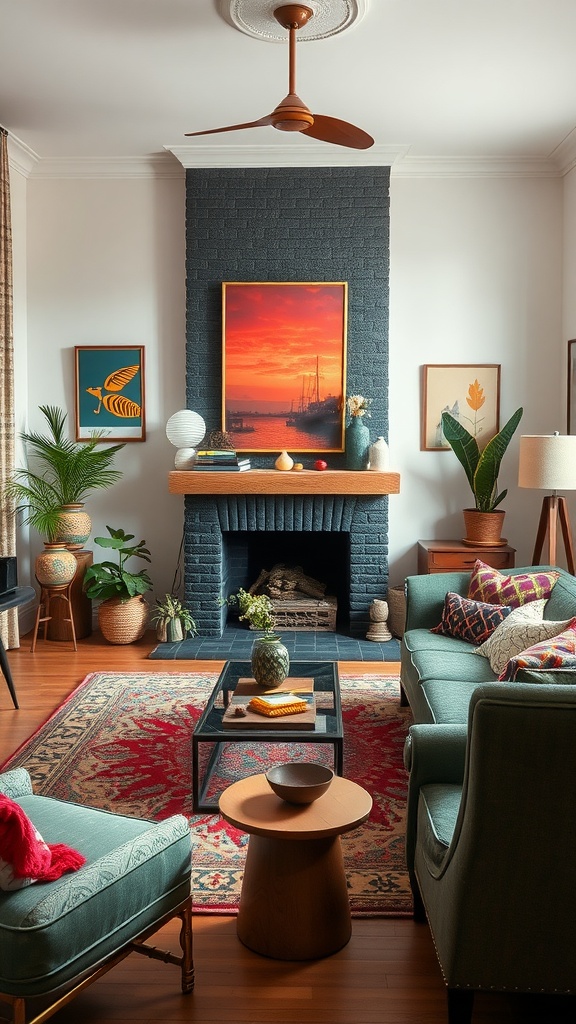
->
441 406 523 512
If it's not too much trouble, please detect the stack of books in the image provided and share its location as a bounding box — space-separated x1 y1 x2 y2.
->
194 449 251 472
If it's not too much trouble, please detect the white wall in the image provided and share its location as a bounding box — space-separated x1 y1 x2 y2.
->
12 165 569 601
388 173 564 584
23 173 187 598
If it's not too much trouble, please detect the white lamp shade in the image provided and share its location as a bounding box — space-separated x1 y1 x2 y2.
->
166 410 206 449
518 434 576 491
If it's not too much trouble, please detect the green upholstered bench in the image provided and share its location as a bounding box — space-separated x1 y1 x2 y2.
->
0 768 193 1024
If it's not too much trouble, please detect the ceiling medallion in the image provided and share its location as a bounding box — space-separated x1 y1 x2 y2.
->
218 0 367 42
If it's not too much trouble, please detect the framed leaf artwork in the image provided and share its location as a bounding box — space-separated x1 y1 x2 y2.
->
75 346 145 441
421 364 501 451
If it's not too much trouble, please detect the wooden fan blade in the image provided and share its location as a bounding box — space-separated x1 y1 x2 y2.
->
185 114 274 138
303 115 374 150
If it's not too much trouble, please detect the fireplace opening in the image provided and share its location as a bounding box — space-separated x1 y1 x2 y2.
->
222 531 350 632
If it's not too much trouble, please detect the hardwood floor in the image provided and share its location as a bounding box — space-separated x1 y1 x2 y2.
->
0 633 572 1023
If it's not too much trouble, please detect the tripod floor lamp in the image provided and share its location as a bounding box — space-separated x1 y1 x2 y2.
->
518 433 576 574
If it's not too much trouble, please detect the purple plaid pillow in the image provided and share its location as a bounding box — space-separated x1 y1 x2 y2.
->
468 560 559 608
431 592 512 645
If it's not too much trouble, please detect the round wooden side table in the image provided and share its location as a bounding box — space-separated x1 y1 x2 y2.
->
219 773 372 960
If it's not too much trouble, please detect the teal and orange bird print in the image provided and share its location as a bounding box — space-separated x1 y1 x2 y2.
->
86 365 142 418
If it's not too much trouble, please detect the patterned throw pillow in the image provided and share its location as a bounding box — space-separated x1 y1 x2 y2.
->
431 592 512 645
499 620 576 681
475 601 572 674
467 560 560 608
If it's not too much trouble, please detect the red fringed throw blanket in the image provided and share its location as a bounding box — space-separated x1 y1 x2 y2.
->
0 794 85 889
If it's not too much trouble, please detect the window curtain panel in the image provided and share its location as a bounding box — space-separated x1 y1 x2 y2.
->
0 129 18 650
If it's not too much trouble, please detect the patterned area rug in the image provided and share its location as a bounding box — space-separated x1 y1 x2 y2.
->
1 671 413 916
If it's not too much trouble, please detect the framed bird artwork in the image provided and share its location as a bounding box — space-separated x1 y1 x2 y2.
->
74 346 145 442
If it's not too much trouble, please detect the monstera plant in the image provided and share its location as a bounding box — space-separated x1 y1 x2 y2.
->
441 406 523 544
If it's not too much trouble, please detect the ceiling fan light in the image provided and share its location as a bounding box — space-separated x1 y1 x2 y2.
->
275 118 312 132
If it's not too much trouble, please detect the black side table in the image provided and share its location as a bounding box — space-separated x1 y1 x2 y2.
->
0 586 35 709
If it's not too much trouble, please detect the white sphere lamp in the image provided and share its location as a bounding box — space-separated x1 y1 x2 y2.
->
166 410 206 467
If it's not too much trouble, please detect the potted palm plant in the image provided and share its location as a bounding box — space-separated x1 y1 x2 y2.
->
4 405 124 551
83 526 152 643
151 594 197 643
229 587 290 687
441 406 523 545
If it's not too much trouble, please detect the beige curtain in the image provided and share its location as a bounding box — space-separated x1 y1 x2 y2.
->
0 128 19 649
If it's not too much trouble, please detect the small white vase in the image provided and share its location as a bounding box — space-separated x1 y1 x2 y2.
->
275 450 294 471
369 436 389 471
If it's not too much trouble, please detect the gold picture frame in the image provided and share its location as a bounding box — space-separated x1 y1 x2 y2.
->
421 364 501 451
222 282 348 453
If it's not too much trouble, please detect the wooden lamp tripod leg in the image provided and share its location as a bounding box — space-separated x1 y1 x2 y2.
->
531 494 576 575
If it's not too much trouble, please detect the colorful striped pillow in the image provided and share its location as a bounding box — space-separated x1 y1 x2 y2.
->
468 560 559 608
499 620 576 681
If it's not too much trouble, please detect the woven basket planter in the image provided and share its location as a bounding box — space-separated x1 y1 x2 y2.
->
98 595 149 644
462 508 506 547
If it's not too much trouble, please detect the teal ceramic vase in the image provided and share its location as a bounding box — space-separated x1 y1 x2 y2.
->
345 416 370 470
251 635 290 688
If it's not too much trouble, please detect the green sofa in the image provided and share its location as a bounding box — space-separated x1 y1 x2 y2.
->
401 566 576 1021
400 564 576 724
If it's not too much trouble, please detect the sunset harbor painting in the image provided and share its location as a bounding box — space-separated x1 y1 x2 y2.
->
222 282 347 452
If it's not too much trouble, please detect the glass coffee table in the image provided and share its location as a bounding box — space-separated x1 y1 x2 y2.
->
192 660 343 812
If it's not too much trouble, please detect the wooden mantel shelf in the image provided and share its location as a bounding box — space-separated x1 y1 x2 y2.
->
169 469 400 496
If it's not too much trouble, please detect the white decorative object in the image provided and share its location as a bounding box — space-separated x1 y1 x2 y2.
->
166 410 206 449
174 448 198 471
369 436 389 471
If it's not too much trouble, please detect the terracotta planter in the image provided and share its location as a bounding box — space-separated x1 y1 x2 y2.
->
462 508 506 547
98 595 149 644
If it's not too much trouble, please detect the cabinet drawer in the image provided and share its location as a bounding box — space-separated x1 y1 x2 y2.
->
427 549 514 571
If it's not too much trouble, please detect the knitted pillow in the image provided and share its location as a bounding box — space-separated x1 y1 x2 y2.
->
431 592 512 645
468 560 559 608
499 620 576 681
0 794 85 890
475 601 572 674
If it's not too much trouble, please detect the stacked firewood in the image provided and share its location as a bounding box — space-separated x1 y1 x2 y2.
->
249 564 327 601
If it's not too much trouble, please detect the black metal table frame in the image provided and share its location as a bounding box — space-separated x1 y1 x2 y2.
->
192 660 343 812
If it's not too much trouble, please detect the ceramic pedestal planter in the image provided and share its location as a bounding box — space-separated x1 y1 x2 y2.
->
35 543 77 587
98 595 149 644
55 504 92 550
251 635 290 688
345 417 370 470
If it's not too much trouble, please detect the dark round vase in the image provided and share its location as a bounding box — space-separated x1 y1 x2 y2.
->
251 635 290 688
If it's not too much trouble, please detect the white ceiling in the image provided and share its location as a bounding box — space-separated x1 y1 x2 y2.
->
2 0 576 174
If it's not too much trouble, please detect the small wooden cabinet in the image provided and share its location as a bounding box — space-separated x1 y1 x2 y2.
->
417 539 516 575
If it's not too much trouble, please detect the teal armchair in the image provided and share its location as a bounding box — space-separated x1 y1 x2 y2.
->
404 682 576 1023
0 768 194 1024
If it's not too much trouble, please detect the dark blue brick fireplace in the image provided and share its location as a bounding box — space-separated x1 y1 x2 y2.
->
183 165 391 639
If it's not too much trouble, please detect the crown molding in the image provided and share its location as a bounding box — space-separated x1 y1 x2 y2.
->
391 154 561 179
550 128 576 177
5 131 566 180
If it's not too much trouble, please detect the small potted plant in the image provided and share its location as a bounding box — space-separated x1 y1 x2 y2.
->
229 587 289 687
83 526 152 644
441 406 523 545
151 594 197 643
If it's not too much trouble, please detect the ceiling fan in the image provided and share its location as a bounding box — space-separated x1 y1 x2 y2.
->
185 3 374 150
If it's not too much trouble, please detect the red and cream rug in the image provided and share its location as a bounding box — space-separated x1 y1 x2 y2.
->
1 670 413 916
